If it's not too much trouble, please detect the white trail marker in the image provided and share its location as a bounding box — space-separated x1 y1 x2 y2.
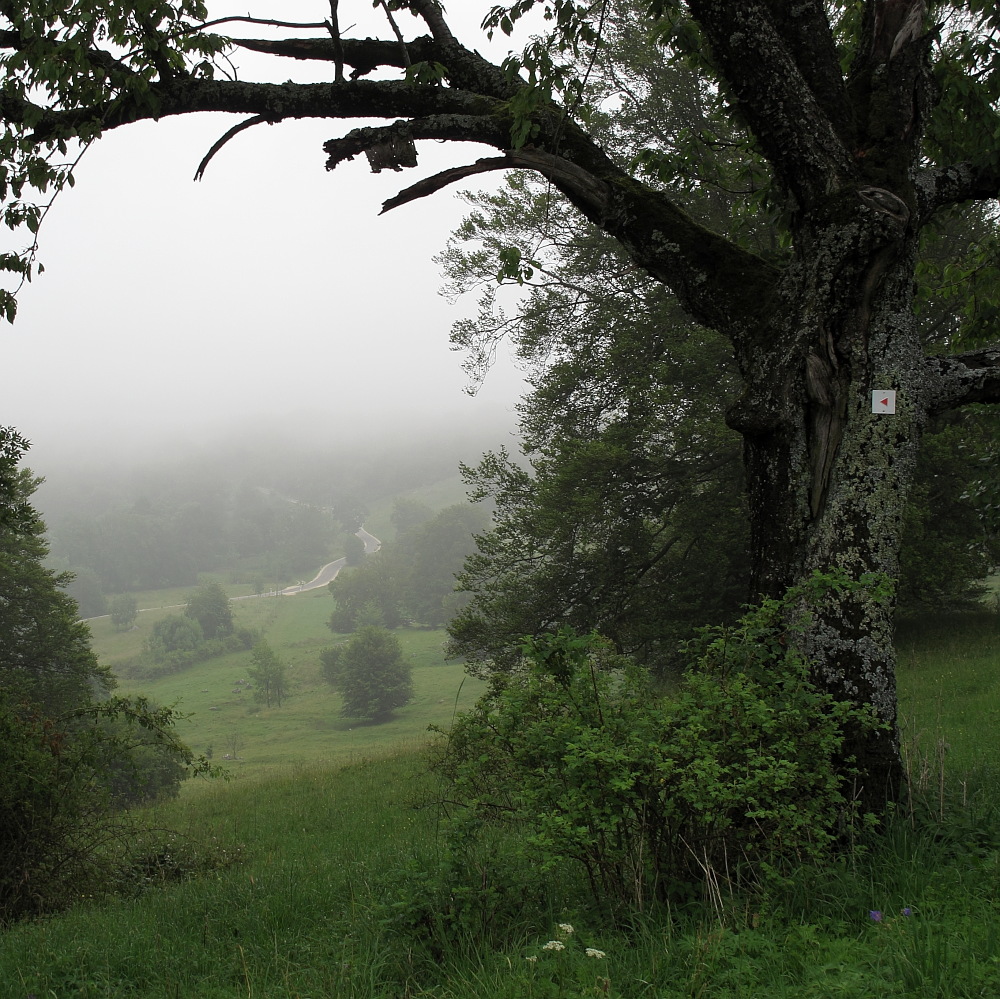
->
872 390 896 415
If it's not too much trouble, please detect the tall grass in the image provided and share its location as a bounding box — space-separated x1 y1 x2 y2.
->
3 611 1000 997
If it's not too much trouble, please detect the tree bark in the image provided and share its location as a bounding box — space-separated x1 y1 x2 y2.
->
727 183 927 806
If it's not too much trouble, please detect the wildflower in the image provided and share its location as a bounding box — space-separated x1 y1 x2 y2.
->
557 923 575 936
542 940 566 951
869 910 883 922
585 948 607 959
525 955 538 963
901 907 913 917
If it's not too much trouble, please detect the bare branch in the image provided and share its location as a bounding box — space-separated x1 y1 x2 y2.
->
324 116 507 171
381 145 616 219
190 15 328 32
376 1 412 68
406 0 456 44
194 115 275 180
230 35 435 80
381 156 512 212
326 0 345 83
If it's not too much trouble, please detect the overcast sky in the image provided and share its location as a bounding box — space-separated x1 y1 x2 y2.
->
3 3 532 472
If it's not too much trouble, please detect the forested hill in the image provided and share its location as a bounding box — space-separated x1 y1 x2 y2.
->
30 424 510 616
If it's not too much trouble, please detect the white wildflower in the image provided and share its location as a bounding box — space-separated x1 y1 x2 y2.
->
525 955 538 963
541 940 565 951
585 948 606 959
557 923 575 936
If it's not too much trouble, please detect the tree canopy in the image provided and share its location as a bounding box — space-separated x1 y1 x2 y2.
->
5 1 1000 803
0 432 208 923
0 429 112 713
441 22 1000 672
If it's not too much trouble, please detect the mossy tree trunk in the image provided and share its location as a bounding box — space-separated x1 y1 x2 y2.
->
731 197 925 805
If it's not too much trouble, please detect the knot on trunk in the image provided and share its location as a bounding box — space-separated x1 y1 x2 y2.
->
857 186 910 230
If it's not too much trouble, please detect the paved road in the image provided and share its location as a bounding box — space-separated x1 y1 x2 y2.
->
84 527 382 618
255 527 382 596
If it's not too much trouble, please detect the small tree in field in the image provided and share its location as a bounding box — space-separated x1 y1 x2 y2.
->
225 730 245 760
247 641 287 708
321 626 413 722
185 582 233 641
109 593 138 632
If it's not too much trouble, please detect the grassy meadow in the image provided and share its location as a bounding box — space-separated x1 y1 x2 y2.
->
94 585 485 780
3 596 1000 997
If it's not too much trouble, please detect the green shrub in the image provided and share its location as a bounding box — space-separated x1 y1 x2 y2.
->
0 693 216 924
147 613 203 657
435 590 878 915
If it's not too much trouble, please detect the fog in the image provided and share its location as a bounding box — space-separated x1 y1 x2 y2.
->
2 3 531 477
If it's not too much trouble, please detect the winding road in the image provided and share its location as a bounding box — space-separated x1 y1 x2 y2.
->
84 527 382 621
274 527 382 595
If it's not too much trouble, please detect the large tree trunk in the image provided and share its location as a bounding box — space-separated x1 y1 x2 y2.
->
728 189 925 807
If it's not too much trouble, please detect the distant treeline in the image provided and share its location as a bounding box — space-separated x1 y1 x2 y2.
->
50 486 333 611
31 428 505 616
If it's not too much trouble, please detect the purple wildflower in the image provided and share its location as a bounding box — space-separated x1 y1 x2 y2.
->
869 910 883 922
901 907 912 917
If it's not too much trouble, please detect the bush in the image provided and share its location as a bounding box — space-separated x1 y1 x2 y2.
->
147 614 203 657
435 591 878 915
0 693 213 924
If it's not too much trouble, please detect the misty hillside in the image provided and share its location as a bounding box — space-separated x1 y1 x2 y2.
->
30 420 513 617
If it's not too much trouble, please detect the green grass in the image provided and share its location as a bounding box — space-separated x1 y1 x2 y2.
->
4 610 1000 998
0 755 442 999
4 750 1000 999
896 610 1000 781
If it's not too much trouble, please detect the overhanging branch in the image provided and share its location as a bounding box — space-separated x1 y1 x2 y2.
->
924 344 1000 413
0 36 772 340
915 162 1000 221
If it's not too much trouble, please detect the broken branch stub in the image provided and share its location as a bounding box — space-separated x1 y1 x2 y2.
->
364 131 417 172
